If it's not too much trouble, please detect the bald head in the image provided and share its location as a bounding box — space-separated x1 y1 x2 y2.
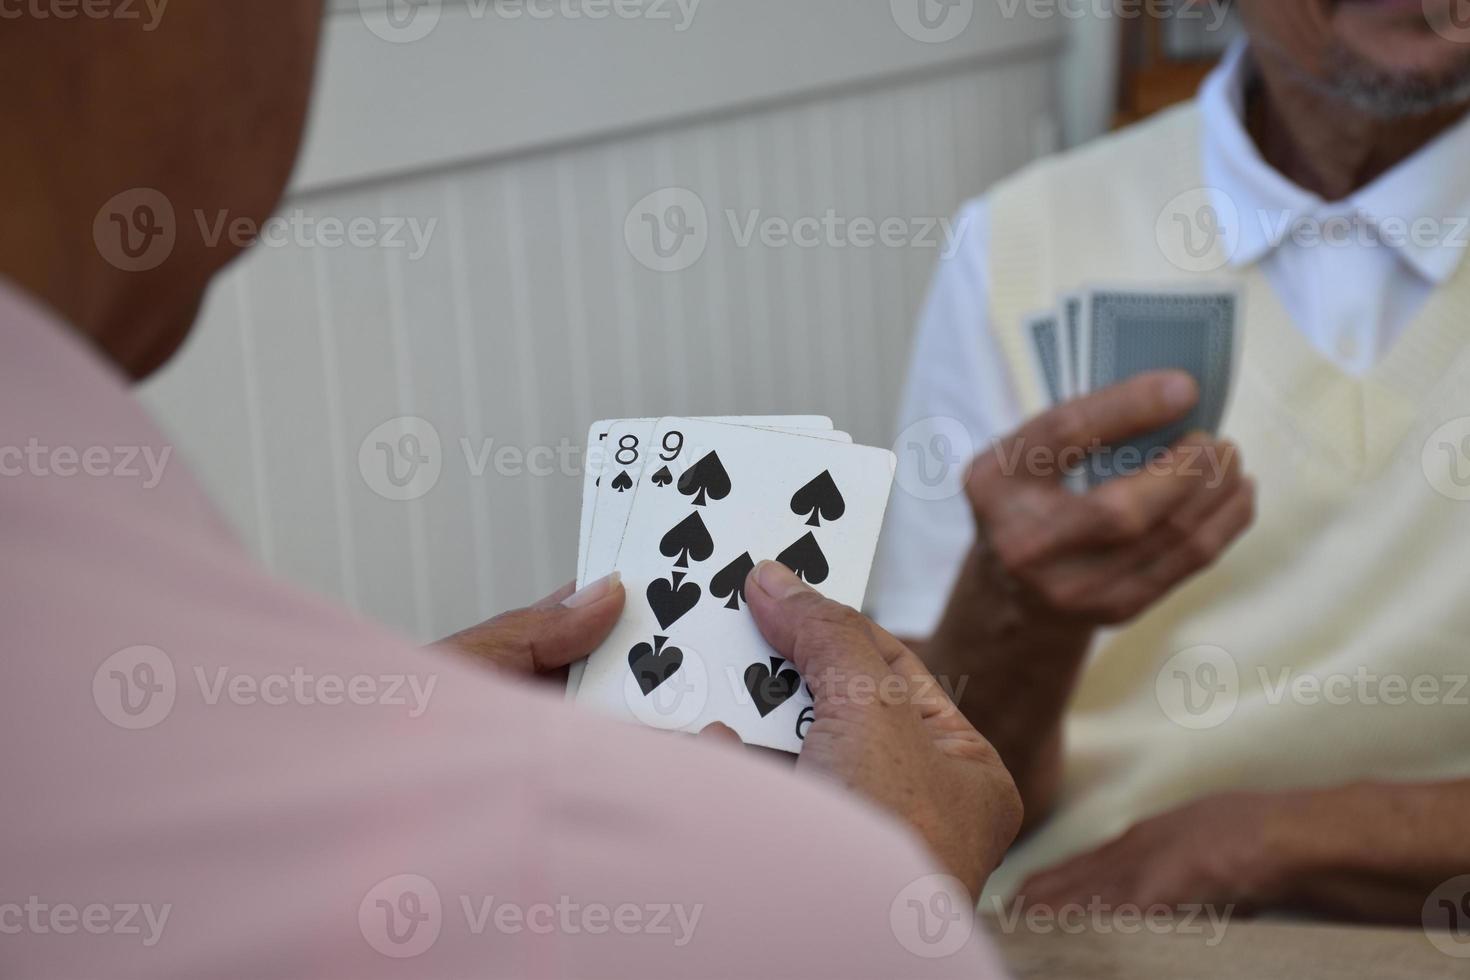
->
0 0 325 377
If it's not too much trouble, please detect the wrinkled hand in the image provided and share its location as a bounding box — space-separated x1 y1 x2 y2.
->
967 371 1254 627
438 573 625 679
745 560 1023 898
1016 792 1285 914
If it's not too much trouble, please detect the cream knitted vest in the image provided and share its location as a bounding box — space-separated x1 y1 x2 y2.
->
984 104 1470 898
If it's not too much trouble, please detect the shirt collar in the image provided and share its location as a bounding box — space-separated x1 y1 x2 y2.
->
1350 114 1470 284
1199 38 1470 285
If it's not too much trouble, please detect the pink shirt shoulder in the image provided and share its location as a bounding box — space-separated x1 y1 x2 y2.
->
0 282 1007 979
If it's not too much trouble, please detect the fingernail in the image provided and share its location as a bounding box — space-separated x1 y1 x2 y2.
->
563 572 621 609
1163 373 1198 410
752 560 810 599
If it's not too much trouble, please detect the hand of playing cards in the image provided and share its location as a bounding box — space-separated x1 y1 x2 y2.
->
567 416 896 753
1027 287 1241 487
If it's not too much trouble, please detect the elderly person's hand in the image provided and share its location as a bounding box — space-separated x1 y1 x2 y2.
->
966 370 1254 628
745 560 1024 898
439 574 625 680
1016 791 1285 915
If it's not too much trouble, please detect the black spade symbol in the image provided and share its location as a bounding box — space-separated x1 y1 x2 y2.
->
610 470 634 493
628 636 684 697
677 452 732 507
660 512 715 569
709 553 756 611
776 532 829 585
790 470 846 527
646 575 701 630
651 466 674 488
744 657 801 718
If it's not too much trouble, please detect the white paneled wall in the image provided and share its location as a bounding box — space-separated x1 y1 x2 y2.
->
142 1 1064 641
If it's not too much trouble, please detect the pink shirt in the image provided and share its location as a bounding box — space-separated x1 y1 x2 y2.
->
0 281 1007 979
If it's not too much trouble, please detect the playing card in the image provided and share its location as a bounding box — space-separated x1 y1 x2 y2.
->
1080 286 1241 486
583 420 849 590
1025 312 1065 407
570 416 835 698
577 416 832 583
574 418 896 753
1061 292 1084 400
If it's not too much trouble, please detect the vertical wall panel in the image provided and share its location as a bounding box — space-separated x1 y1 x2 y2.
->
142 54 1060 640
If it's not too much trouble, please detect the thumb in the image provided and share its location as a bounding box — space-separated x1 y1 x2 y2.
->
442 573 625 675
743 561 890 691
696 722 741 744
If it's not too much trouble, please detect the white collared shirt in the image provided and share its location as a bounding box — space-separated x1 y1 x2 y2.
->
870 39 1470 639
